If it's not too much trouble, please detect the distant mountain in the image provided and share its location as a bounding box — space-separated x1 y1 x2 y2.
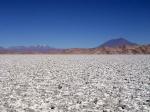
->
98 38 137 48
0 47 5 53
0 45 63 54
8 45 53 52
0 46 5 50
0 39 150 54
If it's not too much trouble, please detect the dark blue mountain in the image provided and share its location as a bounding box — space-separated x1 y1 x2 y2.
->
98 38 137 48
7 45 62 53
0 46 4 50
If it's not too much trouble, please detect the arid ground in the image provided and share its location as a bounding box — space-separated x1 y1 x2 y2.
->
0 55 149 112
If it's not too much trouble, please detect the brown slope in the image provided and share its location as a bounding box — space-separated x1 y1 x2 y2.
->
62 45 150 54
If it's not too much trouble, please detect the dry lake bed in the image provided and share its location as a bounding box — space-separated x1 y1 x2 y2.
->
0 55 149 112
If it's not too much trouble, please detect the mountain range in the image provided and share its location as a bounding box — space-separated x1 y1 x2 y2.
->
0 38 150 54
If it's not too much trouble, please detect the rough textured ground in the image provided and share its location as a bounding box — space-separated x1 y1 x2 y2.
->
0 55 149 112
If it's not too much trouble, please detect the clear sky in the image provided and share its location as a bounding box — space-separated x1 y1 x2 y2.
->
0 0 150 48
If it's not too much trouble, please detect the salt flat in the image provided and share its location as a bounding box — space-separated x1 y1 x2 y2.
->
0 55 149 112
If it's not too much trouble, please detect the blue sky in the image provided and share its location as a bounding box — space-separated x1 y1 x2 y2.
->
0 0 150 48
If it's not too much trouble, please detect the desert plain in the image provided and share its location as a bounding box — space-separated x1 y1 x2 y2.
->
0 55 149 112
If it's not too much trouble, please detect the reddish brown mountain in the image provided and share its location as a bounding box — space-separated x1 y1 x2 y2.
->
63 38 150 54
63 45 150 54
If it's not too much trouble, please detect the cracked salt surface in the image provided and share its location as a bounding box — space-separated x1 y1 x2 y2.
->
0 55 150 112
